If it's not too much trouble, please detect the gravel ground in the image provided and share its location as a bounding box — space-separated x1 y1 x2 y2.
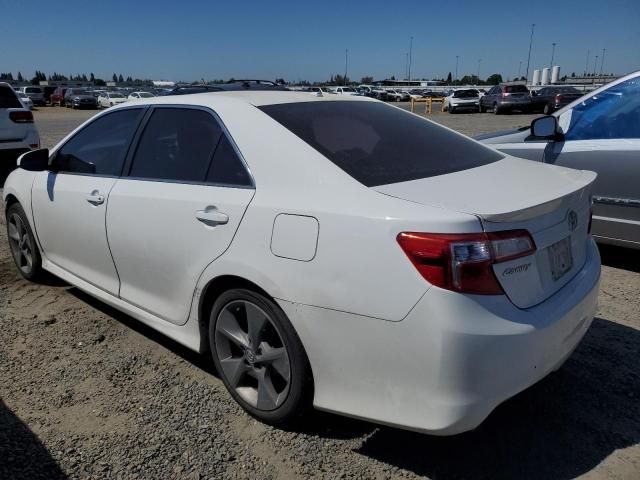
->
0 106 639 480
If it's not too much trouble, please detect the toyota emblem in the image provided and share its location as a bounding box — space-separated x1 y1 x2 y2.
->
567 210 578 232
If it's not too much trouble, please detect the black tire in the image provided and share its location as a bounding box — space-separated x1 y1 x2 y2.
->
209 288 312 426
5 203 44 281
449 106 456 114
493 102 501 115
543 103 553 115
478 102 485 113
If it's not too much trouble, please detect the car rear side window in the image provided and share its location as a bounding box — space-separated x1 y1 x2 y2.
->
55 108 144 176
259 101 503 187
0 86 22 108
206 134 253 186
129 108 222 182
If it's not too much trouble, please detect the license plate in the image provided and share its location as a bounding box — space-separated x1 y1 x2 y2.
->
548 237 573 281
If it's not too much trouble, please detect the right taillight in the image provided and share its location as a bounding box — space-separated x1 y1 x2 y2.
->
397 230 536 295
9 110 34 123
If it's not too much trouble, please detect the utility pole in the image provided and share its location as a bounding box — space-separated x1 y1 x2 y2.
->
593 55 598 76
344 49 348 85
525 23 535 81
455 55 459 82
600 48 606 76
585 49 590 76
405 53 409 80
550 42 556 67
477 59 481 84
408 36 413 81
518 61 522 79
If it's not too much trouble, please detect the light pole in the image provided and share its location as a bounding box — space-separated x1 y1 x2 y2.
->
408 36 413 81
525 23 535 81
477 59 481 84
518 61 522 79
455 55 459 83
550 42 556 67
344 49 348 85
585 49 590 76
593 55 598 76
600 48 606 76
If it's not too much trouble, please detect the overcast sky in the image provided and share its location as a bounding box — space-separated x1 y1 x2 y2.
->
2 0 639 83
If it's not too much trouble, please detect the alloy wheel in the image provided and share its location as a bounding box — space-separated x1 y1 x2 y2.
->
7 213 34 275
214 300 291 411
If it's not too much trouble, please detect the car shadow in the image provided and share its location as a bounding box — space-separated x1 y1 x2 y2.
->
0 399 67 479
599 243 640 273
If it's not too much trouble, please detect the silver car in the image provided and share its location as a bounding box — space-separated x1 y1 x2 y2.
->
478 70 640 249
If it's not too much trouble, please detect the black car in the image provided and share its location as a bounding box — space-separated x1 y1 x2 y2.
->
531 86 583 114
162 80 288 96
64 88 98 109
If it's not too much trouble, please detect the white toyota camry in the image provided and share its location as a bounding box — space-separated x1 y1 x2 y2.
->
3 92 600 435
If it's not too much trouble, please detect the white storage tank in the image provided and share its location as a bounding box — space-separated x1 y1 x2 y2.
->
551 65 560 83
541 67 550 85
532 69 541 85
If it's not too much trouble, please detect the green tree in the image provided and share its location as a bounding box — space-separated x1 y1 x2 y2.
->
118 74 124 83
360 76 374 84
112 73 118 82
94 78 106 86
486 73 503 85
17 72 23 82
90 72 95 83
446 72 452 83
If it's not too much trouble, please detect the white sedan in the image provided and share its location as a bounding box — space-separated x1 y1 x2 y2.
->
97 92 128 108
128 91 155 100
3 92 600 435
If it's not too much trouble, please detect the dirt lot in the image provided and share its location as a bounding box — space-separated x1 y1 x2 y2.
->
1 106 639 480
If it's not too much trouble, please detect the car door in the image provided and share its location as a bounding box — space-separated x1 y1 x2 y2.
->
31 107 146 294
106 106 255 324
544 76 640 247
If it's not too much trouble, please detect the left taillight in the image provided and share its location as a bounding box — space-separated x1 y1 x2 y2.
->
397 230 536 295
9 110 34 123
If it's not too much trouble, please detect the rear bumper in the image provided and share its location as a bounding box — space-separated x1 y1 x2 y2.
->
451 101 479 109
279 237 600 435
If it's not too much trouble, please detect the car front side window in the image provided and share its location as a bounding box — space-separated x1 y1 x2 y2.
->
54 108 144 176
564 76 640 141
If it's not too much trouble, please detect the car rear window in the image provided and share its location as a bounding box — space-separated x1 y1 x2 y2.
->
0 86 22 108
259 101 503 187
25 87 42 93
453 89 478 98
504 85 529 93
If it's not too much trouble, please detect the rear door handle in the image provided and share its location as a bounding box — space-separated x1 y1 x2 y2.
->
86 190 105 206
195 208 229 226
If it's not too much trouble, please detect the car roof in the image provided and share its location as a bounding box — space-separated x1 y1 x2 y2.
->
113 90 377 108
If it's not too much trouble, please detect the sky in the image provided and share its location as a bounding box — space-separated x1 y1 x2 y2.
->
2 0 639 83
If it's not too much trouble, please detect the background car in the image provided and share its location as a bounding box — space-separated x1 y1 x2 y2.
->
444 89 480 113
384 89 409 102
4 92 599 437
97 92 128 108
407 89 427 100
50 87 68 106
478 70 640 249
42 86 57 106
329 86 359 95
479 83 531 114
128 91 156 100
0 82 40 181
531 86 583 114
15 86 45 106
15 91 34 110
64 88 98 109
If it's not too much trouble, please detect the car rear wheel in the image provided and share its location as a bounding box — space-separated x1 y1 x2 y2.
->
493 102 501 115
209 289 312 425
478 102 485 113
6 203 43 281
543 103 553 115
449 106 456 114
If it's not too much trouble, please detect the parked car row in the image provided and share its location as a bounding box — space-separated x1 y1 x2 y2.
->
0 82 40 176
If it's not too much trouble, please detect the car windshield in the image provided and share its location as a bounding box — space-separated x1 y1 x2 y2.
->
259 101 503 187
555 87 580 94
504 85 528 93
0 86 22 108
342 87 356 92
25 87 42 93
110 93 124 98
453 90 479 98
139 92 154 97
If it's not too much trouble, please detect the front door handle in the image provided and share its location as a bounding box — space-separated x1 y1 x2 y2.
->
86 190 105 206
195 208 229 226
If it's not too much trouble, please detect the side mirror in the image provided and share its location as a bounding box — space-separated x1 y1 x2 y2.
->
18 148 49 171
531 115 560 138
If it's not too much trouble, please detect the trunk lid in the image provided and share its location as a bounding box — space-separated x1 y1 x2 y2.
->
0 85 27 141
374 157 596 308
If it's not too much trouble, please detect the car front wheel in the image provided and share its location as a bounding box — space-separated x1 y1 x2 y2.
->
6 203 43 281
209 288 312 426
